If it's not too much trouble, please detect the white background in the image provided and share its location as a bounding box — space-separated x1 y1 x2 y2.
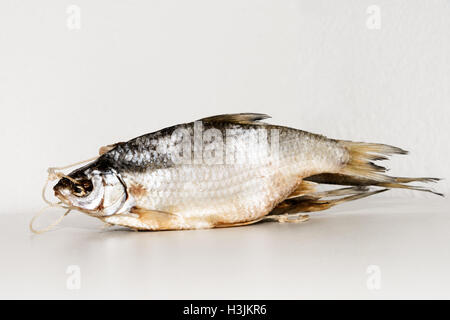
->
0 0 449 299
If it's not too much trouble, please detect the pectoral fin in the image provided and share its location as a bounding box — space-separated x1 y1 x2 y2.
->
130 207 181 230
214 218 264 228
99 142 124 155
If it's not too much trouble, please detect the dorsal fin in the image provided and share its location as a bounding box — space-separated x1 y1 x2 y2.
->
199 113 271 124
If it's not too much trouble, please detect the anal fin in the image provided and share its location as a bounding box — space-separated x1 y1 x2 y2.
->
286 181 317 199
269 187 388 216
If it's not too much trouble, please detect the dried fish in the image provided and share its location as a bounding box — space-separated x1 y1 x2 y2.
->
33 113 441 232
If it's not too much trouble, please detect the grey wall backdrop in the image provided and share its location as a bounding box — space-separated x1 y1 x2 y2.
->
1 0 449 214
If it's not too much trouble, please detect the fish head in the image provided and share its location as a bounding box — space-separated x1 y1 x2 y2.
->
53 167 130 216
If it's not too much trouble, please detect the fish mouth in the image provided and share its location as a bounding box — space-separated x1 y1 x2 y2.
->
53 188 72 207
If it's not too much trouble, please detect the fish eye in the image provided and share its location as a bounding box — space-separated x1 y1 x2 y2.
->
71 178 93 197
81 180 93 193
72 185 86 197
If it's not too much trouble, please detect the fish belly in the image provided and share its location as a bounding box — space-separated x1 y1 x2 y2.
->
124 163 298 223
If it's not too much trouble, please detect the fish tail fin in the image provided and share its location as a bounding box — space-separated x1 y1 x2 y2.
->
339 140 407 182
305 140 443 197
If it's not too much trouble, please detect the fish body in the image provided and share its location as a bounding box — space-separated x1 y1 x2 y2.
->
52 113 441 231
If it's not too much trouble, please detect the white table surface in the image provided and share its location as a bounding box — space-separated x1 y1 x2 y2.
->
1 197 449 299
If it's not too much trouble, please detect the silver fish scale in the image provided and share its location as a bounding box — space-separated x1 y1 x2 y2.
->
104 122 349 223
